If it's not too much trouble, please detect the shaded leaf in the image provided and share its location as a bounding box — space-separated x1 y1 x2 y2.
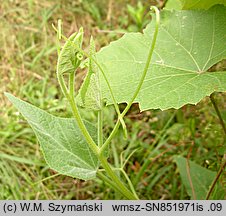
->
5 93 99 180
180 0 226 10
76 37 101 110
97 6 226 111
174 155 216 199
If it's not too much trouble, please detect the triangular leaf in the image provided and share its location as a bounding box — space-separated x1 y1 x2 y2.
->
97 6 226 111
5 93 99 180
76 37 101 110
174 155 216 199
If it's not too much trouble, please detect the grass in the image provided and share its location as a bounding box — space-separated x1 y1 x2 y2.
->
0 0 225 199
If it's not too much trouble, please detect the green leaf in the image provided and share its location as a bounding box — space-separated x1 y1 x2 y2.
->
174 155 216 199
165 0 226 10
5 93 99 180
57 27 83 75
97 6 226 111
180 0 226 10
76 37 101 110
165 0 183 10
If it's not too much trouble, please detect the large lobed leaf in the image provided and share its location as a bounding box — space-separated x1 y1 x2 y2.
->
97 5 226 111
5 93 99 180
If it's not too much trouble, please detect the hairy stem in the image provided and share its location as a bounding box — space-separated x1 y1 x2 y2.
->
98 109 103 147
100 119 121 153
52 25 125 126
57 73 99 155
97 172 122 196
69 72 75 98
69 97 99 155
58 73 138 199
99 155 138 200
100 6 160 154
121 6 160 117
56 7 160 199
57 73 69 98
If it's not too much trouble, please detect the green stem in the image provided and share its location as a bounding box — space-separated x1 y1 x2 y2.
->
121 6 160 117
57 73 99 156
69 72 75 98
210 94 226 136
52 25 124 122
112 142 121 177
58 73 137 199
100 6 160 154
57 73 69 98
98 109 103 147
97 172 122 196
100 119 120 153
121 169 139 199
55 7 160 199
99 155 138 200
68 97 99 155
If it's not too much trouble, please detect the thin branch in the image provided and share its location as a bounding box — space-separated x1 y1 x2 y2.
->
206 158 226 200
210 94 226 135
100 6 160 154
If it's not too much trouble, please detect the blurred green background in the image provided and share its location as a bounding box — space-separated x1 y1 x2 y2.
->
0 0 225 199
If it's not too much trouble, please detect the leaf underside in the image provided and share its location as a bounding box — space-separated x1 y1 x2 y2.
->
5 93 98 180
76 37 101 111
174 156 216 199
97 5 226 111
